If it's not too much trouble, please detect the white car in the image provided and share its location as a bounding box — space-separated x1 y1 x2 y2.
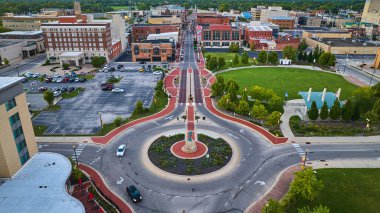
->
75 78 80 82
56 78 63 83
32 73 40 78
53 74 61 78
116 144 126 157
153 71 162 75
112 88 124 93
24 72 33 78
53 90 61 97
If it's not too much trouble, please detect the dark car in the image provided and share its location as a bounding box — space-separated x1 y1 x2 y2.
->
117 64 124 69
101 84 114 90
126 185 142 203
61 86 68 92
68 87 75 92
21 77 28 83
109 67 115 72
45 77 53 83
38 86 48 92
63 77 70 83
69 77 76 83
79 78 87 82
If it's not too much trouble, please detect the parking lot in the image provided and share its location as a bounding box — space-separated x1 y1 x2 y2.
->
31 70 161 135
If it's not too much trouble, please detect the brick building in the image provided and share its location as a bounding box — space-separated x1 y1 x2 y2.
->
268 16 295 29
196 14 230 25
132 39 175 62
132 24 179 42
275 32 300 50
42 14 126 65
200 24 241 47
245 26 273 48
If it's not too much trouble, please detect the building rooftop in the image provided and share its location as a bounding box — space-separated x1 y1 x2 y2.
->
141 39 174 44
247 26 272 31
0 41 23 48
311 38 379 47
0 152 84 213
133 23 174 27
0 77 24 93
0 31 42 36
269 16 294 20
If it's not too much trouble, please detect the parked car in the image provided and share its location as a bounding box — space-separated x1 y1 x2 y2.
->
112 88 124 93
53 90 61 97
63 77 70 83
56 78 63 83
75 78 80 82
61 86 68 92
116 144 126 157
65 73 71 77
117 64 124 69
101 84 114 91
24 72 33 78
126 185 142 203
110 67 115 72
52 87 61 92
45 77 53 83
68 87 75 92
38 87 48 92
119 68 125 72
153 71 162 75
139 68 144 72
53 74 61 78
69 77 75 83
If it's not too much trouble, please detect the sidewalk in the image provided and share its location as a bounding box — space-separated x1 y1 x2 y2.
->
245 165 301 213
310 159 380 169
71 182 105 213
79 164 134 213
36 136 94 143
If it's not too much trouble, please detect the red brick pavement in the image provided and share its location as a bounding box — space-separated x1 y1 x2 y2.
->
79 164 133 213
245 165 301 213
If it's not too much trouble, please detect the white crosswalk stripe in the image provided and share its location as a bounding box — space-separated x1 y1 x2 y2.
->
71 143 86 160
292 143 309 160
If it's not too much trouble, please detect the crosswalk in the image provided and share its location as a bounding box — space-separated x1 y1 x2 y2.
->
71 143 86 160
292 143 309 160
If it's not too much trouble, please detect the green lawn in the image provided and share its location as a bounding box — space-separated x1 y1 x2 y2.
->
218 67 358 100
285 168 380 213
61 88 84 99
204 52 254 70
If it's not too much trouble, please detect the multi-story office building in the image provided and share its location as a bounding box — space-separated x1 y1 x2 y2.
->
0 15 59 31
132 39 175 62
260 7 289 23
200 24 241 47
41 14 126 65
250 6 267 21
196 14 230 25
0 77 38 178
245 25 273 47
268 16 295 29
132 24 179 42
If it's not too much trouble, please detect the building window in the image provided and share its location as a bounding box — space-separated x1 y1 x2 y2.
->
212 42 220 47
203 31 211 40
9 112 20 126
222 42 230 46
153 47 160 55
5 98 16 111
222 31 230 40
12 126 24 140
232 31 240 40
213 31 221 40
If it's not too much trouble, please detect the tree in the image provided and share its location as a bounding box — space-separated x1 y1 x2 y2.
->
113 116 123 127
232 54 239 65
266 111 282 127
211 76 225 97
218 57 226 68
229 43 239 53
330 99 341 120
62 63 69 69
352 102 360 121
307 101 319 120
289 167 324 201
268 95 283 112
218 94 235 111
268 51 278 64
241 51 249 64
91 56 107 68
44 59 51 65
352 86 376 115
319 102 329 120
218 3 229 12
342 99 354 121
251 102 268 122
227 81 239 102
262 198 284 213
283 46 297 62
236 100 250 115
318 52 335 66
250 42 256 51
299 39 308 52
241 88 249 102
134 100 144 114
257 51 268 64
250 85 275 101
3 58 9 65
298 205 330 213
43 90 54 106
307 51 314 63
182 3 190 9
370 99 380 122
207 56 218 70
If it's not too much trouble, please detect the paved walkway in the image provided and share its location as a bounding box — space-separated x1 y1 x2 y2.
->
245 165 301 213
36 136 94 143
310 159 380 168
79 164 133 213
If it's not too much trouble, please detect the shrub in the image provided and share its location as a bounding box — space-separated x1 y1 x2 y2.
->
113 116 123 127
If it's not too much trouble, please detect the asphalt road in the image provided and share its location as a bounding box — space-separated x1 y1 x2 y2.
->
0 53 46 77
336 57 379 86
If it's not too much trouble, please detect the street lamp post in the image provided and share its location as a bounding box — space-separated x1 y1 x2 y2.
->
313 59 316 70
265 203 269 213
72 144 79 168
16 65 20 76
98 112 103 134
303 149 309 166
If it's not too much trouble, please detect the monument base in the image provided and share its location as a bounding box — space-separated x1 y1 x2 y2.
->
181 141 197 153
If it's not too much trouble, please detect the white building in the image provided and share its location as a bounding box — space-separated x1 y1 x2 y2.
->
147 31 179 44
260 7 289 23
